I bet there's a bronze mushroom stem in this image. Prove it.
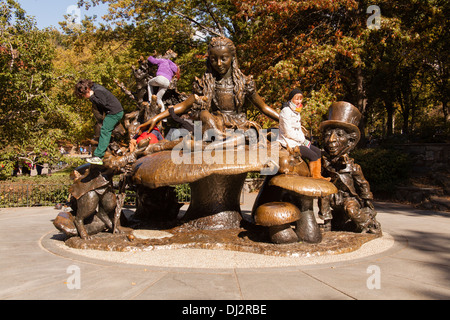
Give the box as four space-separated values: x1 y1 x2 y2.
131 145 277 230
252 173 338 244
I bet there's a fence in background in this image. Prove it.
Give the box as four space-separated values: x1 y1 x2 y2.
0 183 193 208
0 184 71 208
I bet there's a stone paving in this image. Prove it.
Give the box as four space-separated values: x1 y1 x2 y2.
0 193 449 301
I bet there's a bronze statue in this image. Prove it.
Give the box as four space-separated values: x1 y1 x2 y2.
105 37 280 169
319 102 381 234
116 37 283 229
53 164 123 240
126 37 339 239
56 36 381 250
136 37 279 146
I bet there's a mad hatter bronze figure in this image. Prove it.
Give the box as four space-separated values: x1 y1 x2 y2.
319 102 381 234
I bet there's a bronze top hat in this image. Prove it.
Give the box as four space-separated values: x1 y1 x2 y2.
319 101 362 142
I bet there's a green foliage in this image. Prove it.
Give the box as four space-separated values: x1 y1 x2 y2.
302 87 336 134
361 1 449 137
237 0 363 111
0 172 71 207
351 147 411 193
0 0 64 175
52 15 138 141
174 183 191 202
59 156 86 170
0 1 57 145
1 0 448 181
0 182 70 208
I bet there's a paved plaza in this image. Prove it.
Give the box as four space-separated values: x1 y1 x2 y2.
0 192 449 301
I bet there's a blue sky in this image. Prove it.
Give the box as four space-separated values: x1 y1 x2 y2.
16 0 109 30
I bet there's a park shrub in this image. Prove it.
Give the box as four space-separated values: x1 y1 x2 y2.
59 156 86 169
350 147 412 194
0 179 70 207
0 159 77 207
174 184 191 203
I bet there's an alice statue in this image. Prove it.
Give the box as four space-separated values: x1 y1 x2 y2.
137 36 279 143
104 37 279 169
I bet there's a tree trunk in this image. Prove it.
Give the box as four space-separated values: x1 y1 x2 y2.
386 102 394 137
356 66 368 146
443 99 449 124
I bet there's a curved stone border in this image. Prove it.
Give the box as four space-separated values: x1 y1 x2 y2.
41 231 396 270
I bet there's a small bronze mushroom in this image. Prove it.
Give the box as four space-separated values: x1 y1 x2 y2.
252 174 337 244
254 202 301 244
268 174 338 243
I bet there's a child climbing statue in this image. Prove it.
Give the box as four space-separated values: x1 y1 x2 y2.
74 79 124 166
278 89 330 181
147 50 180 113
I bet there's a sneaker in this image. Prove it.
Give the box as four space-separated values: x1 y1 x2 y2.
86 157 103 165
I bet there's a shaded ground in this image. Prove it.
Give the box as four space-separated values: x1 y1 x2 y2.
373 168 450 212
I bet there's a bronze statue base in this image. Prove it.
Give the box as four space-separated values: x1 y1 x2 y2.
63 225 381 258
181 173 247 230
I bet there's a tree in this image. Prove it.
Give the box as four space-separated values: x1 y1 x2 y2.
362 0 449 139
78 0 210 93
79 1 363 130
52 15 137 145
235 0 370 134
407 0 449 125
0 0 60 176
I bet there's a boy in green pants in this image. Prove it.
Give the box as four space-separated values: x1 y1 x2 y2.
75 79 124 165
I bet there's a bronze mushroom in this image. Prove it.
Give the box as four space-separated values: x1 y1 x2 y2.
254 202 301 244
131 145 277 230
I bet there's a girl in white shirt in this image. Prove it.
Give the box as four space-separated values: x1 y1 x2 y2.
278 89 330 181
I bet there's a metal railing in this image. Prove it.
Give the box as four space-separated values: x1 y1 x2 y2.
0 183 193 208
0 184 71 208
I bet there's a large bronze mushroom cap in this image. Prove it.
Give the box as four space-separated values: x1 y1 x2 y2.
131 146 278 230
132 149 273 189
268 174 337 197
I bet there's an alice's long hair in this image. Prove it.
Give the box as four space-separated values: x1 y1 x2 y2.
200 37 247 111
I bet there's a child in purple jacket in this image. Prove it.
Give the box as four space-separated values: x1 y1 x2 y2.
147 50 180 112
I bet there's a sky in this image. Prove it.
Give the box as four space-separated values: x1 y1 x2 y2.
16 0 109 30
